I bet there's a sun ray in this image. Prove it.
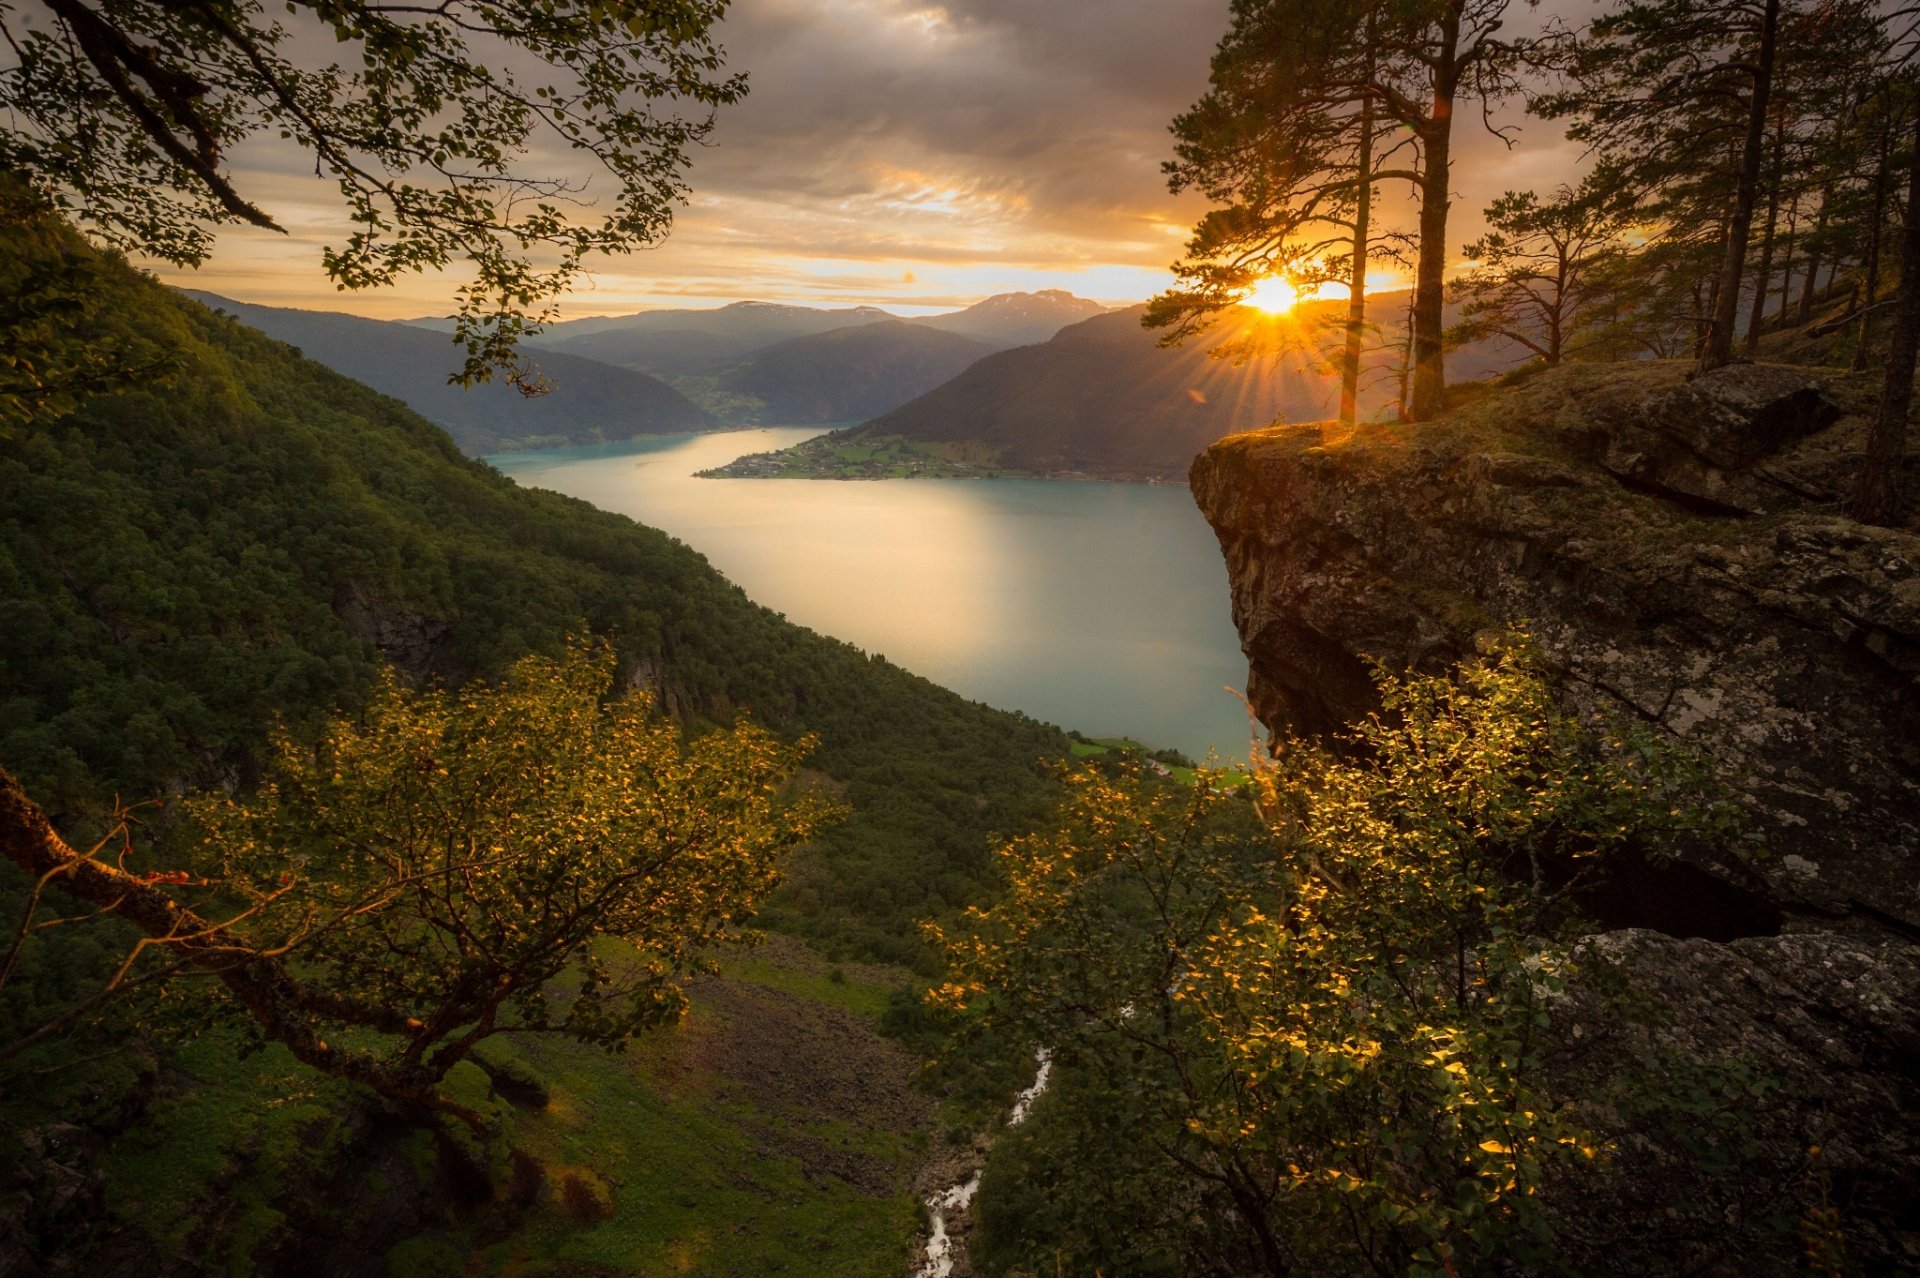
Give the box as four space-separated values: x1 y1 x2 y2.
1244 276 1300 314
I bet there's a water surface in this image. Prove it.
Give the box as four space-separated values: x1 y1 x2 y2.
491 429 1256 761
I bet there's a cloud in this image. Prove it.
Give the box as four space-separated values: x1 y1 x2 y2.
156 0 1581 317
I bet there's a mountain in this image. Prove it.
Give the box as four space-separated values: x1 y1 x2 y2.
709 321 994 424
910 289 1107 349
391 295 1105 424
816 305 1335 480
539 300 900 377
180 292 712 455
714 295 1524 481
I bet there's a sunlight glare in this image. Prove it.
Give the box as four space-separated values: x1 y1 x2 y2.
1244 276 1300 314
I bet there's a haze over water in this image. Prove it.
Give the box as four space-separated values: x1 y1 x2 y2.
491 429 1256 762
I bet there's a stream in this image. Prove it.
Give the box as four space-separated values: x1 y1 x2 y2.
914 1048 1053 1278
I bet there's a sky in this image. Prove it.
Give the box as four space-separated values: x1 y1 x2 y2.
152 0 1592 320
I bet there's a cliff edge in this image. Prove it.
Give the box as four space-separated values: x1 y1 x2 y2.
1193 361 1917 932
1192 361 1920 1268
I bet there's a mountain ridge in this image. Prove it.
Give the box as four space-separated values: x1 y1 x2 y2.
180 291 712 455
707 320 995 424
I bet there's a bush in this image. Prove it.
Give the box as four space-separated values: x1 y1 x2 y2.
937 642 1736 1276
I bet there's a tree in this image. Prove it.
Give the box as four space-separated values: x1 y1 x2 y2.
1854 76 1920 525
936 645 1737 1275
0 0 743 387
1150 0 1527 424
1448 174 1637 364
1534 1 1901 371
0 642 831 1119
1146 0 1397 425
1384 0 1527 419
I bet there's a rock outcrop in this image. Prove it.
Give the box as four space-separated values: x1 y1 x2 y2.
1191 361 1920 1269
1191 362 1919 933
1551 929 1920 1271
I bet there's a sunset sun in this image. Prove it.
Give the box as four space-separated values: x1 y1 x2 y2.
1244 275 1300 314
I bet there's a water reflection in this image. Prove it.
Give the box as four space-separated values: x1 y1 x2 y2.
492 429 1255 762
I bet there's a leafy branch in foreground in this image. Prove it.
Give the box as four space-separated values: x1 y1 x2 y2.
0 641 832 1120
935 643 1738 1276
0 0 745 386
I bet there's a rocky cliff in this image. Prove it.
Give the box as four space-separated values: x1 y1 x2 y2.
1193 361 1918 931
1191 361 1920 1268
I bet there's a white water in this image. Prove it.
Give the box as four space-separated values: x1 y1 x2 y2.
915 1172 981 1278
914 1048 1053 1277
1007 1048 1053 1127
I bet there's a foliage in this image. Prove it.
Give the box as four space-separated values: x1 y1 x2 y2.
938 645 1739 1276
159 641 830 1098
1449 174 1639 365
0 0 744 385
0 181 176 432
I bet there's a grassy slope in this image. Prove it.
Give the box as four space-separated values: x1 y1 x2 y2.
93 944 926 1277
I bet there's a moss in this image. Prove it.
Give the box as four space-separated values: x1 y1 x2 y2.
385 1236 466 1277
226 1203 286 1278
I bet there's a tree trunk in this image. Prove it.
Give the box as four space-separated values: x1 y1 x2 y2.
1408 4 1462 421
1697 0 1779 373
1341 90 1376 424
1853 95 1920 527
1745 113 1787 352
1397 288 1416 421
0 766 448 1114
1547 244 1569 363
1777 190 1798 327
1855 118 1895 372
1797 183 1830 325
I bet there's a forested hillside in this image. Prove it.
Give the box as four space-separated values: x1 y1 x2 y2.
4 230 1069 969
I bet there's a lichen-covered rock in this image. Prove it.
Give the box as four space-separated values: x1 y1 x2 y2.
1191 361 1919 930
1551 931 1920 1272
1556 363 1843 514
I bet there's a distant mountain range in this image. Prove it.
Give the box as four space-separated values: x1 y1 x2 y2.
708 321 994 425
182 292 711 455
715 295 1519 482
401 291 1109 425
911 289 1106 348
530 302 900 378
